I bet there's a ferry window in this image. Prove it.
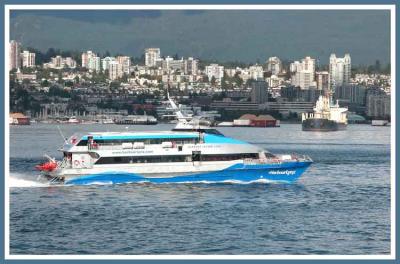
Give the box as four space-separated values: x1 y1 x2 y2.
77 140 88 146
95 155 189 165
201 153 258 161
192 151 201 162
264 152 276 158
178 146 183 151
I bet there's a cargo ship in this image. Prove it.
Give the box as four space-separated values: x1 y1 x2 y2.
302 95 348 132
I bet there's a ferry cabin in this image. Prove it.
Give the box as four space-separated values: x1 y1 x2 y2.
60 131 273 171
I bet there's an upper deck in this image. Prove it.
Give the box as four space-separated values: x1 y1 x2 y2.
61 130 250 153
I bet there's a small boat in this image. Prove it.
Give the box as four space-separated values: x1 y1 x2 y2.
114 115 157 125
371 120 389 126
68 116 80 124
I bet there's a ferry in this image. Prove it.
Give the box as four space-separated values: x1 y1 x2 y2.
36 129 312 185
35 93 312 185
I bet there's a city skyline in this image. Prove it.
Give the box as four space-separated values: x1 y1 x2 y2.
10 9 390 65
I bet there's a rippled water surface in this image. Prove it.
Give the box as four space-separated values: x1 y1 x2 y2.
9 124 391 255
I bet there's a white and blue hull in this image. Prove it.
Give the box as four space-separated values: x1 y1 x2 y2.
63 160 312 185
39 130 313 185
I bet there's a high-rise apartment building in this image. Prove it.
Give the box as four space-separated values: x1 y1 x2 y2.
9 40 21 70
266 57 282 75
109 61 123 80
82 50 100 72
117 56 131 74
21 50 36 68
316 71 329 93
102 57 116 71
145 48 161 67
249 65 264 80
184 57 198 75
205 64 224 83
329 53 351 90
290 56 316 89
250 79 268 104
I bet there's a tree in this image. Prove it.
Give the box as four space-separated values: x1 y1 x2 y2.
375 60 381 73
210 76 216 86
221 76 229 90
109 81 120 89
233 72 243 87
41 79 50 87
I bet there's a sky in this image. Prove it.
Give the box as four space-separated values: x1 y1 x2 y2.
9 9 391 65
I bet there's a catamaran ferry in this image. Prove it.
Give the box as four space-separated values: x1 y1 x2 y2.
36 128 312 185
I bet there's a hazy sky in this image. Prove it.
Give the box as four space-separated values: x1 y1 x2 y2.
10 9 391 65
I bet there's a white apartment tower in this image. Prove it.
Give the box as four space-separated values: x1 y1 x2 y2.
109 61 123 80
117 56 131 74
82 50 100 72
184 57 198 75
9 40 21 70
21 50 36 68
102 57 116 71
145 48 161 67
266 57 282 75
205 64 224 83
290 56 316 89
329 53 351 90
249 65 264 80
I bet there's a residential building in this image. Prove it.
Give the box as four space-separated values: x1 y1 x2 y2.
44 56 77 69
9 40 21 70
249 65 264 80
117 56 131 74
184 57 198 75
250 79 268 104
109 61 123 80
102 57 116 71
21 50 35 68
335 84 367 106
205 64 224 83
81 50 96 68
88 56 101 72
366 88 390 118
163 56 184 72
266 57 282 75
316 71 329 93
145 48 161 67
64 57 77 68
329 53 351 90
290 56 316 89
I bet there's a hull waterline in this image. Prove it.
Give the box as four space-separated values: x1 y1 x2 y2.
59 161 312 185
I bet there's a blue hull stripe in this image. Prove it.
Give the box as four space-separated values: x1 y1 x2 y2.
65 161 312 185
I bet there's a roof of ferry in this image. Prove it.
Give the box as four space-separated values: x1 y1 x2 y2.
82 131 200 140
76 131 248 144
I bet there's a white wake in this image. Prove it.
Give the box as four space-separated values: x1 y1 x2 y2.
8 174 49 188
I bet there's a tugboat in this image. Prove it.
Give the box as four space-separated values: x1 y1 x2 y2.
302 95 348 132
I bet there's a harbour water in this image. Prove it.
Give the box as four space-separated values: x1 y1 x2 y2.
9 124 391 255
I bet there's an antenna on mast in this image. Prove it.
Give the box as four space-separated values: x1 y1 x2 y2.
57 125 68 144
